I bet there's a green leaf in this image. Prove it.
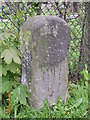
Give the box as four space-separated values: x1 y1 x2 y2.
2 67 7 76
0 76 2 94
1 49 12 64
6 62 19 73
0 65 2 76
69 83 77 88
2 79 12 94
85 64 87 70
13 84 30 105
74 98 82 108
1 47 21 64
0 107 10 118
2 81 10 93
2 63 17 76
10 47 21 64
0 28 16 40
84 70 89 81
13 55 21 64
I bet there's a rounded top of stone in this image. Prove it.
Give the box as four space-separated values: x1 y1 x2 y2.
21 15 69 32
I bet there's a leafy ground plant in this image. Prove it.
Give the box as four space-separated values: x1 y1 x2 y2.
0 18 89 118
1 64 88 118
0 3 88 118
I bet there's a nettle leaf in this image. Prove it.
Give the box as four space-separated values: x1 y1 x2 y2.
13 84 30 105
1 47 21 64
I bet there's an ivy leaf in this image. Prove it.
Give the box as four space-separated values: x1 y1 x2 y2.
13 84 30 105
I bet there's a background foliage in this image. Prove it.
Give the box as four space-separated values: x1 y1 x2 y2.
0 2 89 118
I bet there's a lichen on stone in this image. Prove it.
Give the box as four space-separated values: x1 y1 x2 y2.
20 29 33 54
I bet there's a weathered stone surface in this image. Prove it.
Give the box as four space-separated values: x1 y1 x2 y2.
20 16 70 108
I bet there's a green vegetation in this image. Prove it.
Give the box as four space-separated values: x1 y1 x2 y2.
0 2 89 118
1 65 89 118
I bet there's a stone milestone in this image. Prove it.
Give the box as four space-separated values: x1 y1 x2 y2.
20 16 70 108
